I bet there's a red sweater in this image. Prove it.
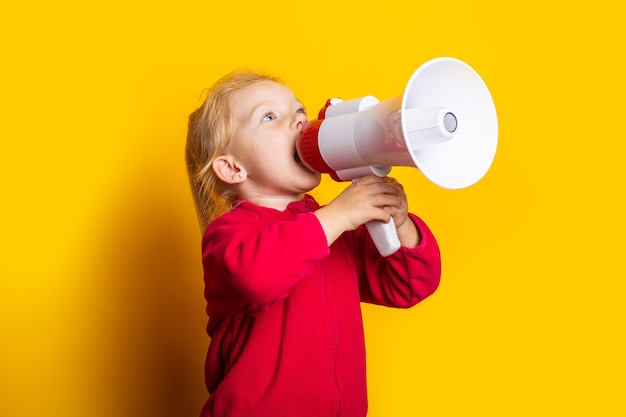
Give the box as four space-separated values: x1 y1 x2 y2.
200 195 441 417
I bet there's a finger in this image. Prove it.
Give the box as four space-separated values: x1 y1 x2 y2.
371 194 404 210
370 206 393 223
352 182 397 199
384 176 405 192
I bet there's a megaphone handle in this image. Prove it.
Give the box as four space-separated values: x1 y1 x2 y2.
366 218 401 257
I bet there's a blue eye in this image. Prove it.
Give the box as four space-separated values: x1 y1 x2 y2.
262 112 276 121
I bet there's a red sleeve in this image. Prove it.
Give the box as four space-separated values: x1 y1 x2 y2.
202 207 329 317
357 213 442 308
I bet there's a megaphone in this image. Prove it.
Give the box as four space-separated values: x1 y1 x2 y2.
296 57 498 256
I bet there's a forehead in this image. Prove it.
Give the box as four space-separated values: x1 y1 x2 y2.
230 80 298 114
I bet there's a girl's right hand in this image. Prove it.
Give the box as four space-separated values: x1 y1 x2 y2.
314 175 404 246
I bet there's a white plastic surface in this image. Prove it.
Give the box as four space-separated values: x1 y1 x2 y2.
401 57 498 189
316 57 498 190
366 217 401 257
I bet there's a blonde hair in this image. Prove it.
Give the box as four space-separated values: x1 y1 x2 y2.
185 70 282 230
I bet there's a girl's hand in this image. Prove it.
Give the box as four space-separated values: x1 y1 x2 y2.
314 175 420 247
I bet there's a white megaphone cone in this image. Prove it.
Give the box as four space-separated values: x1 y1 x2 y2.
296 57 498 256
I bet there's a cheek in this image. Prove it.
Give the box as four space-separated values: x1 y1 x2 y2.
309 172 322 187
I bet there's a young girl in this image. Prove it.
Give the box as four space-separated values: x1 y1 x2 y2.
185 70 441 417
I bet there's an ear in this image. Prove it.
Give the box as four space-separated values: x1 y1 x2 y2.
212 155 246 184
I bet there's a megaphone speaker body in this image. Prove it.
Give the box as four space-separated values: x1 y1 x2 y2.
296 57 498 255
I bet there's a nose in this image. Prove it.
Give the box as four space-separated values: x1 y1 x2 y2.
293 112 308 132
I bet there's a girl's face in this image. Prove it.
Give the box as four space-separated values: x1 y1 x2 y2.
228 80 321 207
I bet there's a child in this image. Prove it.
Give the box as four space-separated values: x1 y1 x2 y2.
185 70 441 417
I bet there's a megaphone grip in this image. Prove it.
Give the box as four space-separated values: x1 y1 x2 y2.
366 218 401 257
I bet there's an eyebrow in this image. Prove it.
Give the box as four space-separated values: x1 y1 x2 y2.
247 97 305 120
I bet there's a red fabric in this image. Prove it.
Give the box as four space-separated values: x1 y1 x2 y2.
199 195 441 417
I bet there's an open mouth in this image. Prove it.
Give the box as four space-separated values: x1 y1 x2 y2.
294 149 302 164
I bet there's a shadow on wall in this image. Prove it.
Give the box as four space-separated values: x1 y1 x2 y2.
88 165 208 417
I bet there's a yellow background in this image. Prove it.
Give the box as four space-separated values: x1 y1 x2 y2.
1 1 624 416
